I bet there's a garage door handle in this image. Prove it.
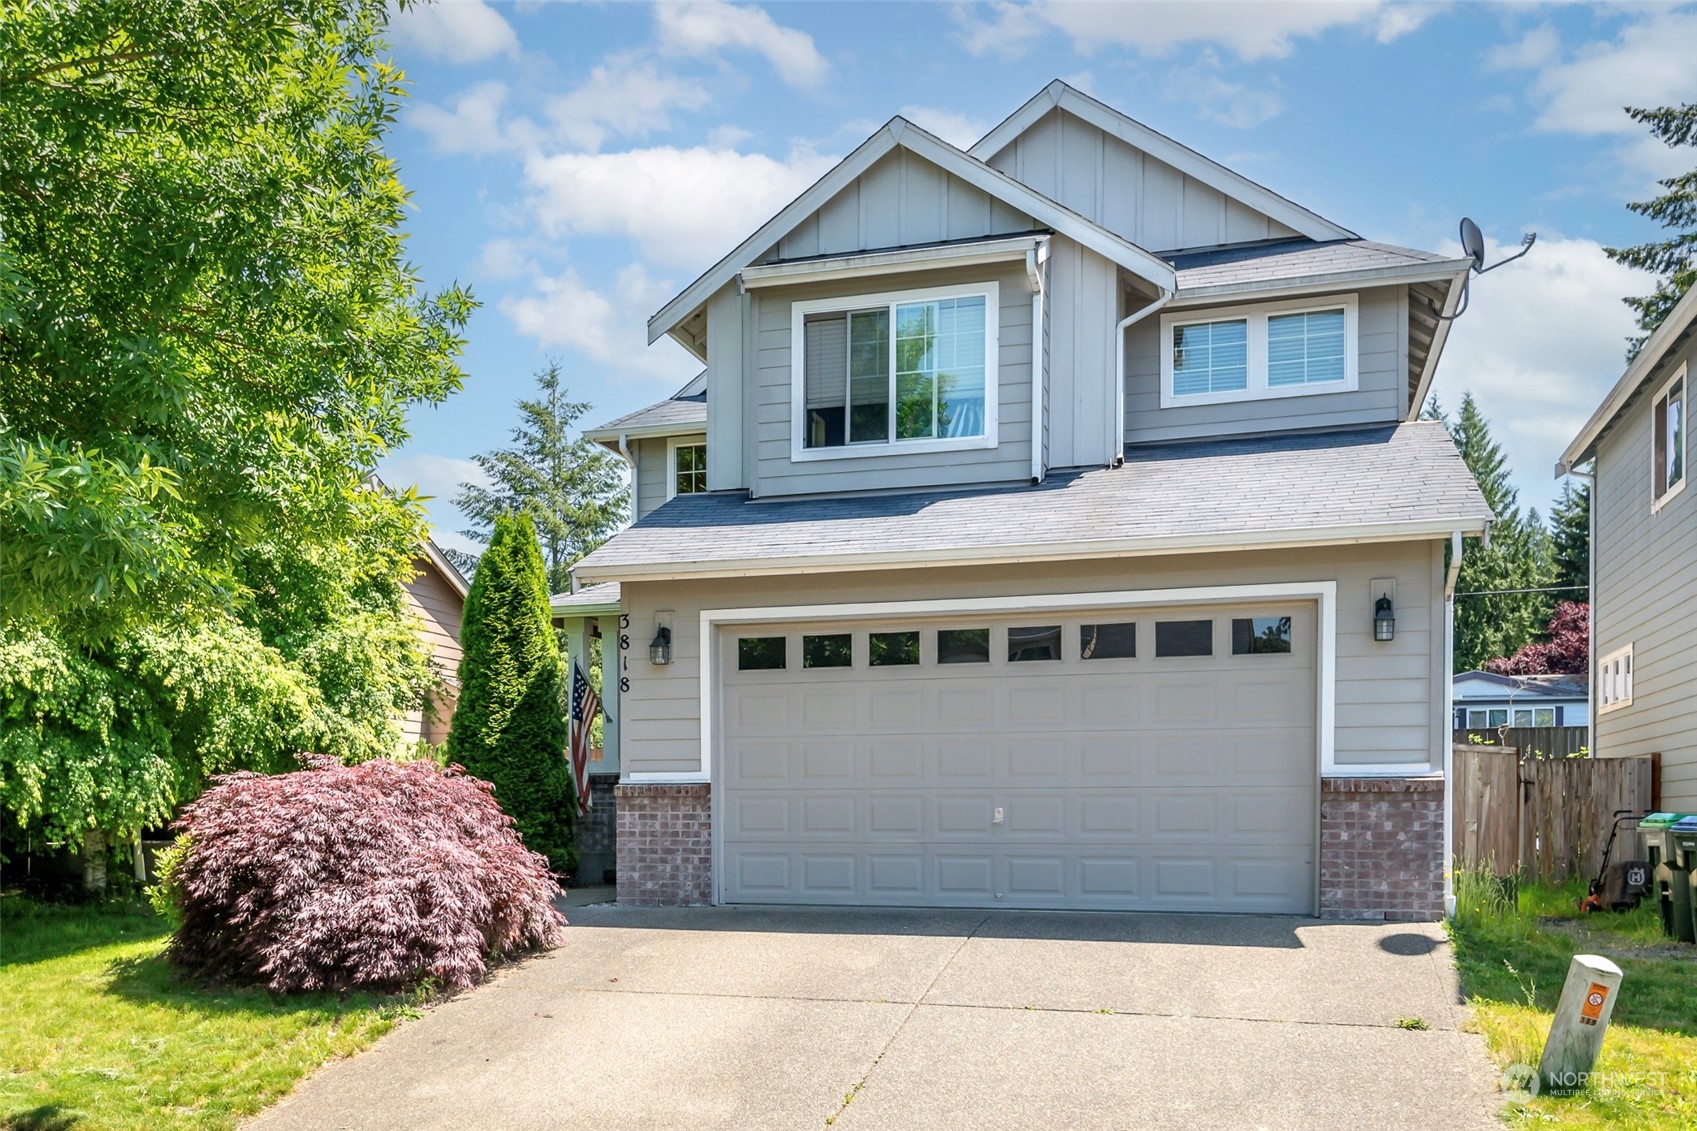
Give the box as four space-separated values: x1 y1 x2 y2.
993 807 1005 825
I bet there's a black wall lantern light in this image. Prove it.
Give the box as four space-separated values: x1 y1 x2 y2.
1373 595 1396 642
649 625 672 665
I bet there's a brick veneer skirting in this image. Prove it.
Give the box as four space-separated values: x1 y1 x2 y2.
573 773 620 886
614 782 711 906
1320 776 1446 921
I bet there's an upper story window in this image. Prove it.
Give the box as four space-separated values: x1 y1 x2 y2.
792 283 999 461
1652 363 1686 511
669 439 706 498
1160 295 1358 408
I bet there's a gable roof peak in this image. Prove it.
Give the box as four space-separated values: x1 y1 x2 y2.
971 80 1355 245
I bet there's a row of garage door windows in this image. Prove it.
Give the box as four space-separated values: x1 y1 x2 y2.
736 616 1295 671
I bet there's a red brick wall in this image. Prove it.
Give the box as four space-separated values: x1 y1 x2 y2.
614 783 711 906
1320 776 1446 921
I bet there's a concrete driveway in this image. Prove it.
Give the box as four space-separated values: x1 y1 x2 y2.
252 904 1502 1130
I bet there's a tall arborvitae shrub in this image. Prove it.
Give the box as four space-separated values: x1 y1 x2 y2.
446 513 575 876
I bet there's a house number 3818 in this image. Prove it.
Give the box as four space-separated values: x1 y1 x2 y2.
618 614 630 693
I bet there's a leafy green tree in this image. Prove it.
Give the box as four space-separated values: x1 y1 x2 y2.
455 364 628 596
446 514 574 876
1548 479 1591 600
0 0 470 641
1607 102 1697 347
1439 393 1554 672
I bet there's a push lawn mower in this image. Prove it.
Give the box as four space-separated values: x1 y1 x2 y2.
1578 809 1653 914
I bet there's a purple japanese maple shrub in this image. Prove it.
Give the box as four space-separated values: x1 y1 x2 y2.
165 757 565 993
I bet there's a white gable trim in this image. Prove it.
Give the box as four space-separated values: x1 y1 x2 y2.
970 81 1356 246
647 118 1176 348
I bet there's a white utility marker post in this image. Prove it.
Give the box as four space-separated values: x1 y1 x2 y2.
1538 954 1623 1091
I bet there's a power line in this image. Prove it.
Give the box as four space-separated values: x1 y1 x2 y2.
1453 585 1588 597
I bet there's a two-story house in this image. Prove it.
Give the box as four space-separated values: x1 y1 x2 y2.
1558 283 1696 811
570 82 1491 920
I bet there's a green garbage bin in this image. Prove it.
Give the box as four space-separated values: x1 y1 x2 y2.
1640 812 1683 871
1671 818 1697 943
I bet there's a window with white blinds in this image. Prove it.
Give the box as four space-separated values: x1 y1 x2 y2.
794 284 997 456
1160 296 1358 408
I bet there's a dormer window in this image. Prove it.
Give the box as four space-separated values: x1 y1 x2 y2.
1160 295 1358 408
792 282 999 461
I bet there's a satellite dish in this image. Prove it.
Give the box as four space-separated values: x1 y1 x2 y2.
1459 218 1487 273
1430 217 1538 322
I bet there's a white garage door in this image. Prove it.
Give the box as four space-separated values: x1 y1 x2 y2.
718 603 1317 913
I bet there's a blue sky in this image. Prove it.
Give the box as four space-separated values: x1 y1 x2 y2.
376 1 1697 551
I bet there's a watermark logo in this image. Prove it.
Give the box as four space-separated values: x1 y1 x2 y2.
1500 1064 1541 1104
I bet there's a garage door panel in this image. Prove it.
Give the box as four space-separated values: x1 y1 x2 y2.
720 605 1317 913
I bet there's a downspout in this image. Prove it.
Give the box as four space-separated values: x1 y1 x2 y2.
616 433 637 521
1027 243 1048 483
1443 530 1464 917
1113 287 1175 467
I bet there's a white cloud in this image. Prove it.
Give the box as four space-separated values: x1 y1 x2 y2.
500 263 701 384
899 105 990 149
473 238 538 282
655 1 829 87
409 81 533 156
523 144 838 270
545 52 713 151
1161 54 1284 129
1486 23 1559 73
378 453 491 505
388 0 518 65
1433 236 1654 513
1508 11 1697 137
956 1 1433 62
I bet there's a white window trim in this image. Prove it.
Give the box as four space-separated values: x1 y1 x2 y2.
1650 361 1687 514
1598 642 1634 714
789 280 1000 463
1158 293 1359 409
666 434 707 501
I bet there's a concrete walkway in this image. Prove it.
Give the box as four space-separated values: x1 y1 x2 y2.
251 905 1503 1130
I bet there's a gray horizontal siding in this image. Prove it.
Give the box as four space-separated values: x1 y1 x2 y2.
1123 286 1405 446
1593 329 1697 808
750 262 1034 498
984 107 1300 253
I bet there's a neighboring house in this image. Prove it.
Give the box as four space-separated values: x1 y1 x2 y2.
1451 671 1588 729
398 537 469 748
1558 283 1696 810
572 81 1491 921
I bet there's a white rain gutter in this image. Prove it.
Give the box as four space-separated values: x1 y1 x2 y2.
1028 244 1049 483
1443 529 1464 917
1113 288 1175 465
616 432 638 520
1566 467 1597 757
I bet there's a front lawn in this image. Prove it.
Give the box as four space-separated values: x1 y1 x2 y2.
1449 874 1697 1128
0 895 411 1130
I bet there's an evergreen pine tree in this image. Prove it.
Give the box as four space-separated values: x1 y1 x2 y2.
456 364 629 595
1606 102 1697 348
1548 479 1591 599
1443 393 1553 671
446 513 575 876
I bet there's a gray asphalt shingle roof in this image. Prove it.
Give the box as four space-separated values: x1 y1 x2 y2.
1168 239 1458 292
585 394 706 436
574 422 1492 580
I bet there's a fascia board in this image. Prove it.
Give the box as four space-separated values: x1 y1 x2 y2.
1168 260 1474 306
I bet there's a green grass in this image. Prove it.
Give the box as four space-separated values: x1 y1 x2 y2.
0 895 410 1131
1449 872 1697 1128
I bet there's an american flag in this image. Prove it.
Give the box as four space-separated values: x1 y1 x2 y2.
569 660 599 817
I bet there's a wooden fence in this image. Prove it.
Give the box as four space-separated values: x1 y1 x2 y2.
1452 726 1589 757
1452 746 1657 883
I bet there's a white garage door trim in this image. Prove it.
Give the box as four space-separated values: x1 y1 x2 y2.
659 579 1395 908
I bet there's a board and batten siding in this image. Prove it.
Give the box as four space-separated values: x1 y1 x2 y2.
984 107 1301 253
1045 237 1121 468
615 540 1445 778
748 262 1034 498
1593 331 1697 809
769 148 1040 263
400 557 465 747
1123 286 1408 447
